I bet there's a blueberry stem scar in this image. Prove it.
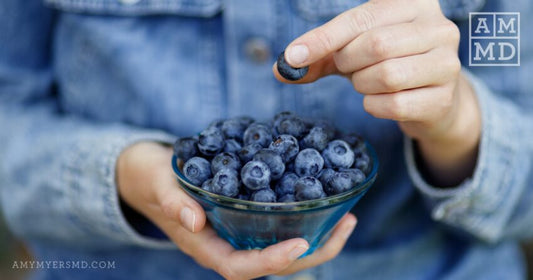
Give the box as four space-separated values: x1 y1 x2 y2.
277 51 309 81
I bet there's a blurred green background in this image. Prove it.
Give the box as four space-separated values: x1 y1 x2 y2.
1 209 533 279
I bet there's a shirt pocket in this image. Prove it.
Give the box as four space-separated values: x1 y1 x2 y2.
44 0 222 17
293 0 366 22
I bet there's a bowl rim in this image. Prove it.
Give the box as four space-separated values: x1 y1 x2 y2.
172 141 378 212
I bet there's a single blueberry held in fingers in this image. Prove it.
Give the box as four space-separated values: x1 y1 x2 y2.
173 137 199 162
243 122 273 148
294 148 324 177
198 126 225 156
211 169 240 198
269 134 299 163
277 51 309 81
211 152 242 174
322 140 355 169
183 157 212 186
253 149 285 180
238 143 263 163
251 188 277 202
275 172 299 198
294 176 326 201
241 160 271 191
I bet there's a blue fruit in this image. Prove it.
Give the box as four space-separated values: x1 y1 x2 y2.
354 152 371 174
251 188 277 202
211 169 240 198
238 192 250 201
294 176 326 201
317 168 336 186
276 116 308 139
253 149 285 180
269 134 299 163
238 143 263 163
201 179 213 192
313 120 337 140
236 116 255 127
173 137 199 161
198 126 225 156
223 139 242 154
341 132 366 153
325 169 365 195
208 119 224 129
276 51 309 81
243 123 273 148
241 160 271 191
183 157 212 186
322 140 355 169
222 118 247 141
278 194 296 203
211 152 242 174
301 126 330 151
275 172 299 198
294 148 324 177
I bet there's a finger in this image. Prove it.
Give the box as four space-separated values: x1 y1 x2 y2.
277 213 357 276
351 49 461 94
334 20 458 73
363 84 456 122
155 173 206 233
172 223 310 280
284 0 419 68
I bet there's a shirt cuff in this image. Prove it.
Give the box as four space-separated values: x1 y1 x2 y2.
404 68 524 242
64 126 177 249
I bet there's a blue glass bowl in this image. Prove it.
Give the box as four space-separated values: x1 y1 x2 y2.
172 143 378 257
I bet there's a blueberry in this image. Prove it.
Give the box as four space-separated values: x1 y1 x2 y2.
221 118 247 141
278 194 296 203
313 120 337 140
236 116 255 127
294 176 326 201
183 157 212 186
201 179 213 192
301 126 330 151
276 51 309 81
173 137 199 162
198 126 225 156
276 116 308 139
223 139 243 154
269 134 299 163
275 172 299 198
317 168 336 186
238 192 250 201
322 140 355 169
211 152 242 174
341 133 366 153
211 169 240 198
294 148 324 177
325 169 365 195
251 188 277 202
241 160 271 191
208 119 224 129
243 123 273 148
354 152 371 174
253 149 285 180
238 143 263 163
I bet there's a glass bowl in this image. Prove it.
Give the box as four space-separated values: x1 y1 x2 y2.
171 143 378 257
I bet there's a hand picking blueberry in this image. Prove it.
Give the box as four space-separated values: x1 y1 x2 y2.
276 51 309 81
175 111 373 203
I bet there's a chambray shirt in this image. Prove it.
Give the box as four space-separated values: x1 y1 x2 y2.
1 0 533 279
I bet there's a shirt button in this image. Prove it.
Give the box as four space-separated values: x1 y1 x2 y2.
119 0 141 5
244 37 271 64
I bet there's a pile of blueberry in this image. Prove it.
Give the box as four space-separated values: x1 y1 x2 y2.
173 112 371 203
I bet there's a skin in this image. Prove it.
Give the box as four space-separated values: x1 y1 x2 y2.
117 0 481 278
274 0 481 187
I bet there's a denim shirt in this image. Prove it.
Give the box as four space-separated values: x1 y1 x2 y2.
1 0 532 279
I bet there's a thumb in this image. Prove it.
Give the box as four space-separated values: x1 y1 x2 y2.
156 176 206 233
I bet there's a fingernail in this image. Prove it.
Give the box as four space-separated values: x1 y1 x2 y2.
286 45 309 66
289 244 309 261
180 207 196 233
343 219 357 240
